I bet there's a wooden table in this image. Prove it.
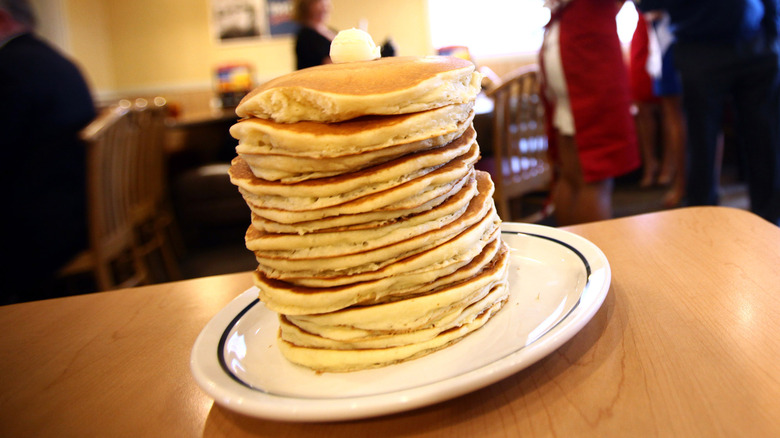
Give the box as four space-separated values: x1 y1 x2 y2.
2 206 779 437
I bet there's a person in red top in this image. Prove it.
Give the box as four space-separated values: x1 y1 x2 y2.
540 0 640 225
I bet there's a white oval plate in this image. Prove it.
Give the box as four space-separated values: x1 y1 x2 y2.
191 222 610 422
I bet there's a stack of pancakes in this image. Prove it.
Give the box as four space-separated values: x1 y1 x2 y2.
228 56 510 372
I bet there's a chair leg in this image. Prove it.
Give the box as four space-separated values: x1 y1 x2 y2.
161 206 187 259
156 215 182 281
95 261 114 292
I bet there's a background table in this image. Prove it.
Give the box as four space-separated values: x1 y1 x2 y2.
1 206 779 437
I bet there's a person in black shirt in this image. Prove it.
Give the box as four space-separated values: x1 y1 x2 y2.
292 0 336 69
635 0 780 226
0 0 96 304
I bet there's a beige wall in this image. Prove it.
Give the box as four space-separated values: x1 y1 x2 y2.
328 0 431 60
66 0 114 93
61 0 431 100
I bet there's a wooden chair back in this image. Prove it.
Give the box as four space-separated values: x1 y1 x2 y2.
129 98 167 225
486 64 553 222
59 105 150 290
127 98 182 282
59 98 182 291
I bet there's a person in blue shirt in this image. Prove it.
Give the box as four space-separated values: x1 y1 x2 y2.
1 0 96 303
634 0 780 225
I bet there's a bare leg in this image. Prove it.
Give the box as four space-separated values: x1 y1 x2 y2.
553 134 614 226
659 95 687 207
635 101 660 188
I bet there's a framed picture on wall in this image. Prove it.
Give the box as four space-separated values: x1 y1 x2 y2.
211 0 297 43
267 0 298 36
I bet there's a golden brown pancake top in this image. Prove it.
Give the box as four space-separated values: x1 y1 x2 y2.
240 56 474 101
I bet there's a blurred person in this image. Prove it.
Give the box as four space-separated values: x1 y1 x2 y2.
0 0 96 304
293 0 336 69
630 11 687 206
649 12 687 207
636 0 780 226
540 0 641 225
380 36 397 57
629 12 663 188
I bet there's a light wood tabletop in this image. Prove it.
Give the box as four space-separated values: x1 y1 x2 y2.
2 206 779 437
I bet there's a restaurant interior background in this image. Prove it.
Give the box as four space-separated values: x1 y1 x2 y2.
31 0 638 105
35 0 445 104
31 0 745 282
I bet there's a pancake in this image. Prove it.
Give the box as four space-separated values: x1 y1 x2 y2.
248 174 471 234
277 282 509 373
244 169 478 254
243 169 473 225
230 129 476 208
255 233 504 315
233 108 474 182
254 197 501 288
235 56 482 123
281 242 509 346
251 180 495 275
232 103 473 157
285 250 508 337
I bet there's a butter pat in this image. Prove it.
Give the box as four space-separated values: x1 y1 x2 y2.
330 28 381 63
